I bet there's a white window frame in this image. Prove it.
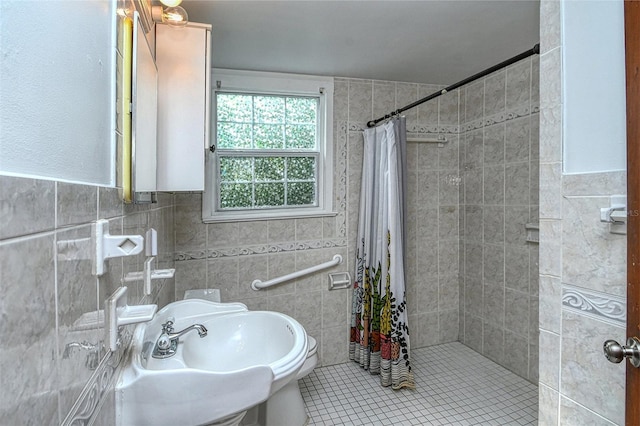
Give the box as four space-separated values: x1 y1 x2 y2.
203 69 334 222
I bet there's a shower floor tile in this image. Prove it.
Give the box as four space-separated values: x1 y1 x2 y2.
300 342 538 425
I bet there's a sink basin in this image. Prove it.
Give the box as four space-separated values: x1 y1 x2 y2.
181 311 308 393
115 299 308 426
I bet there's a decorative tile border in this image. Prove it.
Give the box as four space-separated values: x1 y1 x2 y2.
348 122 368 132
335 121 348 238
349 121 460 135
62 327 132 425
350 105 536 136
407 123 459 135
562 284 625 327
175 238 349 261
461 104 536 132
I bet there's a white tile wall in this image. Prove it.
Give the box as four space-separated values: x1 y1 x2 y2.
538 1 627 423
458 56 540 383
0 177 176 424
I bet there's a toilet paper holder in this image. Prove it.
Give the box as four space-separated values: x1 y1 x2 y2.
328 272 351 290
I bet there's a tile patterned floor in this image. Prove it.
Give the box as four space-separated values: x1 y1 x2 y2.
300 342 538 425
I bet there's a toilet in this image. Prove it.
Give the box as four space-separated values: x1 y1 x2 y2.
242 336 318 426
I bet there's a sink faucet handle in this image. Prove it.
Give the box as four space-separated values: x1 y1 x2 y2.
156 333 172 351
161 318 175 333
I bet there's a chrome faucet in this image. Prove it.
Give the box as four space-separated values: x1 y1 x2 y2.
152 318 208 359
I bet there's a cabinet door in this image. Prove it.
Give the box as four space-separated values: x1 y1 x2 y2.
156 23 210 191
132 12 158 196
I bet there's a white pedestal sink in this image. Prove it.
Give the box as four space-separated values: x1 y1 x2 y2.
115 299 308 426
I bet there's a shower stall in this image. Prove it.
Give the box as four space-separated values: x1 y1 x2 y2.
295 49 541 424
362 45 541 383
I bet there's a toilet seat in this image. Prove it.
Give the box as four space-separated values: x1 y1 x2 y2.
296 335 318 381
307 336 317 357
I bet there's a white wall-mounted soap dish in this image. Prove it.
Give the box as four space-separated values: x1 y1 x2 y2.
105 286 156 351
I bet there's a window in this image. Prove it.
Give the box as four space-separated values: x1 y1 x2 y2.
204 70 334 222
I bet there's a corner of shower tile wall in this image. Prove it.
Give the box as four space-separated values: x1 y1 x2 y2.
0 174 177 424
401 83 463 351
537 1 563 411
458 54 540 384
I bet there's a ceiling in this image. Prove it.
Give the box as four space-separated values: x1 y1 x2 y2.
182 0 540 85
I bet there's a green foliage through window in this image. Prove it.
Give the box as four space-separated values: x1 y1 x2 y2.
216 93 317 150
215 92 320 211
218 156 317 209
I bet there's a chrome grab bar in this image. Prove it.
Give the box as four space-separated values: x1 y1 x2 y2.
251 254 343 290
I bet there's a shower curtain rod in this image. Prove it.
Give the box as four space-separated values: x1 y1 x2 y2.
366 43 540 128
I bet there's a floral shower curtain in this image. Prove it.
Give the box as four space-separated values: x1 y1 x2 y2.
350 117 415 390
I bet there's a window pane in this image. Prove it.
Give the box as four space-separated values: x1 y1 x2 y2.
255 157 284 181
217 123 252 149
254 96 284 123
255 183 285 207
220 183 252 208
217 94 252 122
213 88 324 214
255 124 284 149
219 157 252 182
285 124 316 149
286 97 317 123
287 157 315 180
288 182 315 206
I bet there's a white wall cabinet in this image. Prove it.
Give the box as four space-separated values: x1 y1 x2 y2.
155 22 211 191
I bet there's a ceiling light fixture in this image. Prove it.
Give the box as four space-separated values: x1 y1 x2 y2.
152 5 188 27
159 0 182 7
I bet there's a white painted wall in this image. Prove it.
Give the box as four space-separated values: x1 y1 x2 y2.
0 0 116 185
562 0 626 174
